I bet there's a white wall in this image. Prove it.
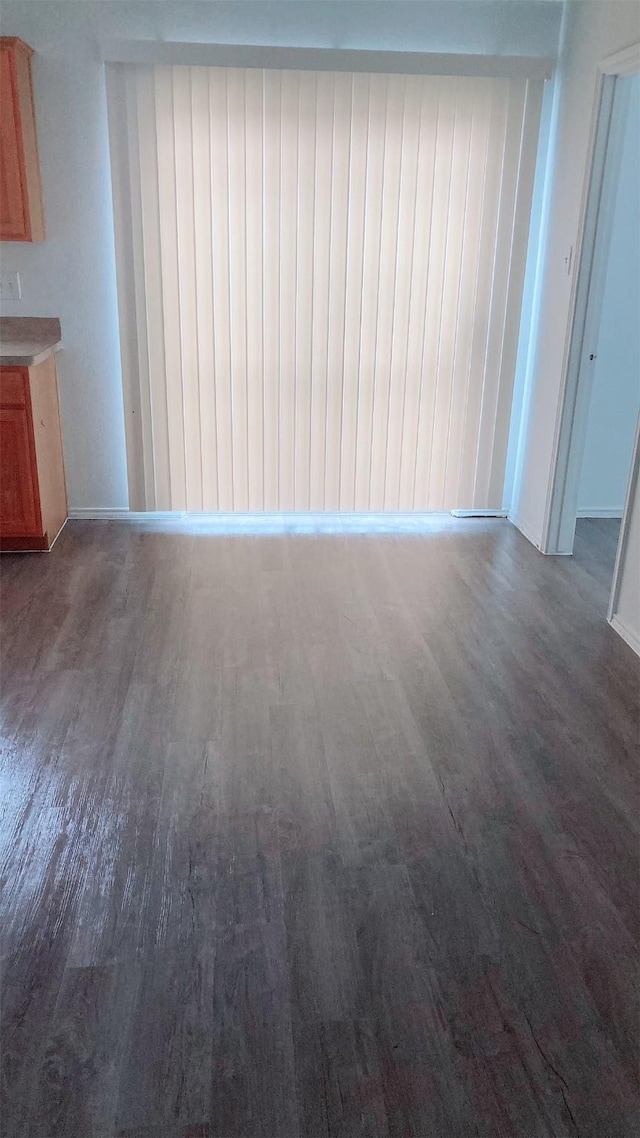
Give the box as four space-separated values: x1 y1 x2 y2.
510 0 640 548
0 1 561 509
578 73 640 517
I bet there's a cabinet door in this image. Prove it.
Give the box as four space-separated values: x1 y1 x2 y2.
0 44 28 240
0 406 41 535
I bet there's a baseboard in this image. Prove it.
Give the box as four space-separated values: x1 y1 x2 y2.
69 508 182 521
70 508 507 522
67 509 465 534
609 614 640 658
576 508 623 519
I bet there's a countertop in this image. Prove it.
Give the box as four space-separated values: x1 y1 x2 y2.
0 317 63 366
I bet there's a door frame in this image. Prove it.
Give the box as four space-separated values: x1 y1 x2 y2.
543 42 640 556
608 414 640 631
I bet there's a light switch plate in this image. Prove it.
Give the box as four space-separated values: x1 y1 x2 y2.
0 271 22 300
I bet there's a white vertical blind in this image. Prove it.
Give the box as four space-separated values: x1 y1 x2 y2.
109 64 542 511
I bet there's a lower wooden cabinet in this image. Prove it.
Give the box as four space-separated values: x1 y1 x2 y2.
0 358 67 550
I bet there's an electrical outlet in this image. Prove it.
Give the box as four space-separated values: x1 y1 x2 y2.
0 271 22 300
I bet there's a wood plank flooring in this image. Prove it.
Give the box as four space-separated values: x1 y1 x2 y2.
0 517 638 1137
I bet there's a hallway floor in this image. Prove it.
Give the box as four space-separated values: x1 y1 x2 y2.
0 517 638 1137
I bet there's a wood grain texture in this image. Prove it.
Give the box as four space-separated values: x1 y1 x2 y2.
0 41 28 240
11 38 45 241
0 517 638 1137
0 360 67 551
0 38 45 242
0 404 41 539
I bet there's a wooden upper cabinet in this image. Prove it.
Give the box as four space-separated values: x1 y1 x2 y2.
0 38 45 241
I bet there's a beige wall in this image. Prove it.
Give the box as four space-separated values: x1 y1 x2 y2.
511 1 640 548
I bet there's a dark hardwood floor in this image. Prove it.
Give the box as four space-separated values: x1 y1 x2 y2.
0 516 638 1138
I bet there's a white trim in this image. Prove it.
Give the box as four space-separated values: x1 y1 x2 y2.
542 72 617 552
609 614 640 658
100 41 554 80
543 40 640 555
68 509 454 521
66 509 510 535
608 413 640 621
576 508 623 519
600 43 640 77
69 508 174 520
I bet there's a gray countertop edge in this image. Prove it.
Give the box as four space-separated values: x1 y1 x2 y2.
0 341 63 367
0 317 63 367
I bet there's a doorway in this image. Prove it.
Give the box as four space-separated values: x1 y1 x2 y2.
545 46 640 640
574 72 640 610
576 73 639 529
